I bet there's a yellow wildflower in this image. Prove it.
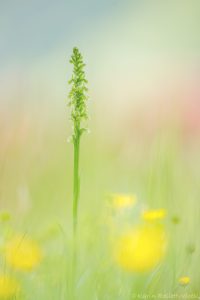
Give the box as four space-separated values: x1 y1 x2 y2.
0 275 20 299
111 194 137 210
114 224 167 272
5 235 42 271
142 209 166 221
179 276 190 286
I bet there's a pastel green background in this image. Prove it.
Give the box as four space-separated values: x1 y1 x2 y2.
0 1 200 299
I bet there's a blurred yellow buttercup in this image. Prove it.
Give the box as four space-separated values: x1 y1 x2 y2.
179 276 190 286
114 224 167 272
5 235 42 271
0 275 20 299
111 194 137 210
142 209 166 221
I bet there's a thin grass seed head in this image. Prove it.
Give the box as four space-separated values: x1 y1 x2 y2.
68 47 89 142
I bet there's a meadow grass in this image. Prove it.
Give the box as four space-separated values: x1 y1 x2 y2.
0 53 200 300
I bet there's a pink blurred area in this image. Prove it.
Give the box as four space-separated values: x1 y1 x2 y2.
1 62 200 150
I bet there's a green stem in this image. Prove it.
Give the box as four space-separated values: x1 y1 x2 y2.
72 133 80 300
73 133 80 235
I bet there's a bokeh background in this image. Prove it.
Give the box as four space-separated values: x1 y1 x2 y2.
0 0 200 259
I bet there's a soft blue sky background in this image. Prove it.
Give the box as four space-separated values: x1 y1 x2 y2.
1 0 200 68
0 0 129 67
